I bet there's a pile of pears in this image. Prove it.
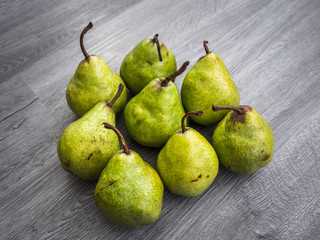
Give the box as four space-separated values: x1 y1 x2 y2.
57 22 274 228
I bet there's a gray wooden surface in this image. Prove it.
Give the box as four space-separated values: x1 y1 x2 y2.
1 0 320 239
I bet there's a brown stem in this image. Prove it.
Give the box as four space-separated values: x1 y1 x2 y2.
161 61 190 86
212 105 244 115
153 34 162 62
203 41 210 54
181 111 203 133
107 84 124 108
103 122 130 154
80 22 93 60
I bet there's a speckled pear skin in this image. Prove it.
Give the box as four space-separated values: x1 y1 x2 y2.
95 151 164 228
66 56 127 117
212 107 274 174
181 52 240 125
124 79 185 147
157 128 219 197
120 38 177 94
57 102 120 180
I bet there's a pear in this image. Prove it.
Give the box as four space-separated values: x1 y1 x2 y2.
120 34 177 94
124 62 189 148
57 84 124 180
181 41 240 125
157 111 219 197
212 104 274 174
66 22 127 117
95 123 164 228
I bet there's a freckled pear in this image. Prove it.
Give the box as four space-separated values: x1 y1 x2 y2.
181 41 240 125
66 22 127 117
157 111 219 197
57 85 124 180
124 62 189 148
95 123 164 228
212 105 274 174
120 34 177 94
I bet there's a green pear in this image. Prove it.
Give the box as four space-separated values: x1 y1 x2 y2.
66 22 127 117
124 62 189 148
157 111 219 197
212 105 274 174
57 84 124 180
181 41 240 125
95 123 164 228
120 34 177 94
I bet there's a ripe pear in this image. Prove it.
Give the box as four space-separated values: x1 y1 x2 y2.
120 34 177 94
181 41 240 125
95 123 164 228
124 62 189 148
66 22 127 117
212 105 274 174
157 111 219 197
57 85 124 180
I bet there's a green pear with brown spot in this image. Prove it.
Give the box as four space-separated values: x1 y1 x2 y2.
181 41 240 126
157 111 219 197
212 105 274 174
66 22 127 117
95 123 163 228
57 85 124 180
120 34 177 94
124 62 189 148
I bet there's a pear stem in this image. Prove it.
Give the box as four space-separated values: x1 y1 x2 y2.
80 22 93 60
153 34 162 62
181 111 203 133
107 84 124 108
203 40 210 54
212 105 244 114
103 122 130 154
161 61 190 86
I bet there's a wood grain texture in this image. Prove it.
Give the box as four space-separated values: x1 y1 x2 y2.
1 0 320 239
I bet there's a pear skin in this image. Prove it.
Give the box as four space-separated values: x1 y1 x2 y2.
95 123 164 228
120 34 177 94
212 105 274 174
181 41 240 125
157 111 219 197
66 22 127 117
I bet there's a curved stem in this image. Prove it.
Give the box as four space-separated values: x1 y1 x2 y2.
153 34 162 62
161 61 190 86
103 122 130 154
212 104 244 115
80 22 93 60
181 111 203 133
107 84 124 108
203 40 210 54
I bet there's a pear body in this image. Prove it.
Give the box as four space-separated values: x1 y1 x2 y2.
67 56 127 117
157 128 219 197
124 79 185 147
120 38 177 94
57 102 120 180
212 107 274 174
181 52 240 125
95 151 164 228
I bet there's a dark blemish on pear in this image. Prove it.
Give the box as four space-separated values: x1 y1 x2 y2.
160 61 190 87
190 174 202 182
207 175 210 178
100 180 118 191
147 61 152 65
262 153 271 161
198 174 202 178
80 22 93 63
87 153 93 160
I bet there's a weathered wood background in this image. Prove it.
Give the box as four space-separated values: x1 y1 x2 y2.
1 0 320 239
